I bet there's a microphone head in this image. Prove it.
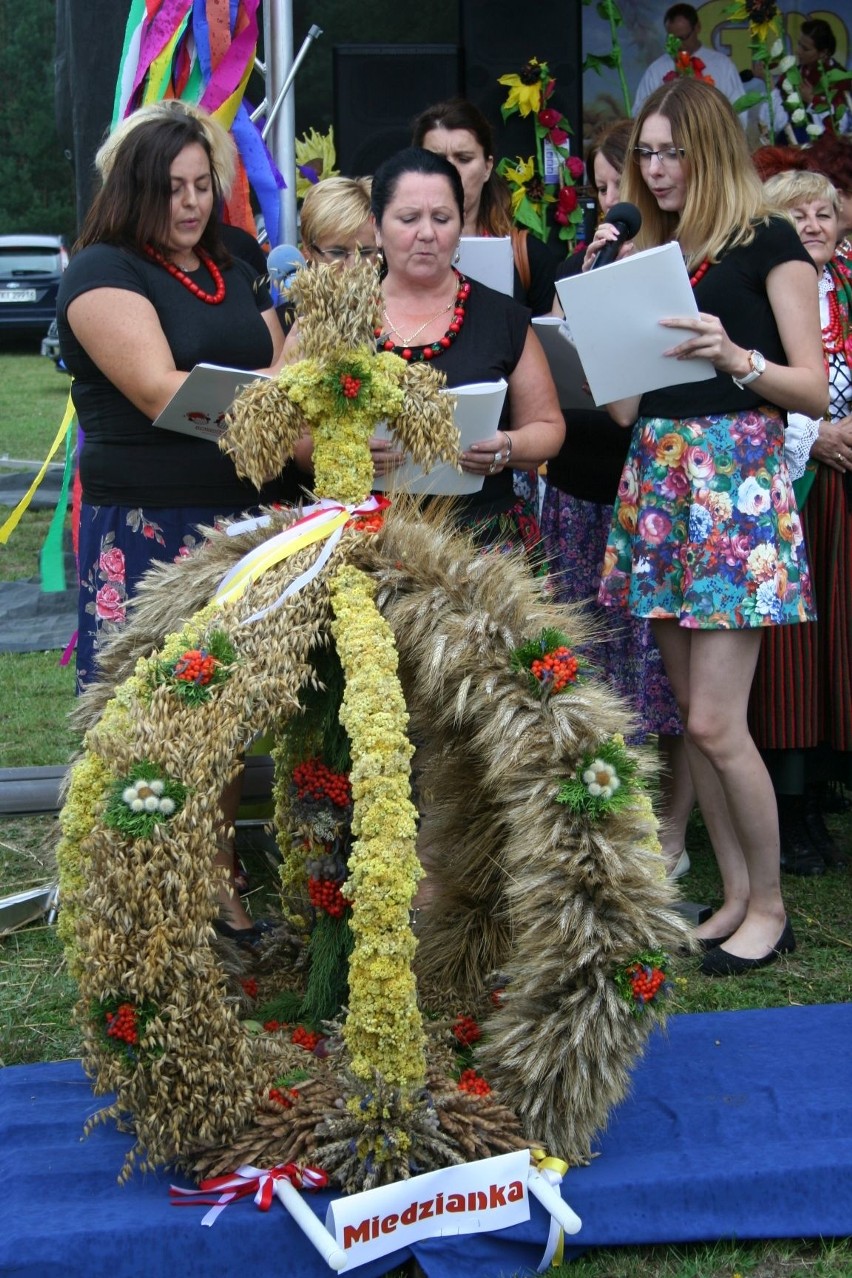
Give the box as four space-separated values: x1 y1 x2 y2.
602 202 642 238
267 243 306 287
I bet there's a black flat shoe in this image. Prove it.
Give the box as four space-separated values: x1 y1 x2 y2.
700 918 796 977
213 918 264 948
697 933 733 952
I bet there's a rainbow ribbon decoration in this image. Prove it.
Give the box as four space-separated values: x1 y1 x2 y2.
113 0 284 242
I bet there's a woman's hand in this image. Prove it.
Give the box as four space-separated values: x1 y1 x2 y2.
461 433 512 476
369 436 405 477
811 414 852 471
582 223 635 272
659 312 741 372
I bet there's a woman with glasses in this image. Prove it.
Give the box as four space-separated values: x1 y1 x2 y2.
594 79 828 975
299 175 377 268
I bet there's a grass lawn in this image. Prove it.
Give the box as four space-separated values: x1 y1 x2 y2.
1 350 849 1277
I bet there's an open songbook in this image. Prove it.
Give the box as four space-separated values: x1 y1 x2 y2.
372 380 509 495
152 363 272 439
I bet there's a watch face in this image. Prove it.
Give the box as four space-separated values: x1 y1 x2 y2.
751 350 766 374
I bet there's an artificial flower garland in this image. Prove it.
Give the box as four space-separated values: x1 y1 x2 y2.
496 57 585 247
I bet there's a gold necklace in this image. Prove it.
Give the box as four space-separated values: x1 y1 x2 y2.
382 289 456 347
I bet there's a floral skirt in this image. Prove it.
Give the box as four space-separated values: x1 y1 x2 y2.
597 408 816 630
540 486 682 737
76 502 263 692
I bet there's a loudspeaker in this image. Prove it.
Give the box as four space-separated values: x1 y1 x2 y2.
460 2 583 166
333 44 462 177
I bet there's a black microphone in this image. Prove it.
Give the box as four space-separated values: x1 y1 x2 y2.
590 202 642 269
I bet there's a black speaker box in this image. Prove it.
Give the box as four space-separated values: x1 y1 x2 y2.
460 3 583 165
333 44 462 177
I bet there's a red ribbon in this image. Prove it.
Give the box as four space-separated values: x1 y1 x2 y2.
170 1162 328 1222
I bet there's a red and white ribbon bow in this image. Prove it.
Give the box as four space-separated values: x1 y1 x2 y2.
170 1162 328 1226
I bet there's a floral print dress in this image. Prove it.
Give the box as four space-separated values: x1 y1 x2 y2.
598 406 815 629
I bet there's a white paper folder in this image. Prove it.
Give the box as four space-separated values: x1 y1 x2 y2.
152 363 272 439
554 242 715 405
372 380 508 495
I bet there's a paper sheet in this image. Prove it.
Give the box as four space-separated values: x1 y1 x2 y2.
456 237 514 296
372 380 508 495
152 363 272 439
531 316 594 411
554 242 715 405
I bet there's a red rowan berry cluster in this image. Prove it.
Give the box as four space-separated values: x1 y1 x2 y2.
490 988 505 1007
106 1002 138 1046
453 1014 481 1047
530 646 579 692
172 648 218 686
458 1068 491 1096
627 963 667 1005
269 1086 301 1108
240 977 258 999
292 758 351 808
347 513 385 534
291 1026 322 1052
263 1019 284 1032
308 876 351 918
340 373 362 399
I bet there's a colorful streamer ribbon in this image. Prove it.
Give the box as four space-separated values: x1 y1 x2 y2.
0 394 76 548
170 1162 327 1226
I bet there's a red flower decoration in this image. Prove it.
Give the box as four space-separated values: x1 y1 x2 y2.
566 156 585 180
538 107 561 129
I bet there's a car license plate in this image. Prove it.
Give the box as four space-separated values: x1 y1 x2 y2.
0 289 37 302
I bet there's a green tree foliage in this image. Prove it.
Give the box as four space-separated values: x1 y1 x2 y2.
0 0 76 238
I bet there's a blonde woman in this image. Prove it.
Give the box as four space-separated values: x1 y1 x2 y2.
591 80 827 974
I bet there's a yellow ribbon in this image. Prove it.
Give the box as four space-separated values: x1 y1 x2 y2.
213 507 351 607
0 393 76 544
531 1149 570 1268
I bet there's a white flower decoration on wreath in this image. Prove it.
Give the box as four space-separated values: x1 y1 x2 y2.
121 779 176 816
582 759 621 800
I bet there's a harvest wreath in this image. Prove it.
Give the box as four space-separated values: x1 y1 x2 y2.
56 265 692 1193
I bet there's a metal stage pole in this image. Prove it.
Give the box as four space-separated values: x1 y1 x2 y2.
256 4 322 246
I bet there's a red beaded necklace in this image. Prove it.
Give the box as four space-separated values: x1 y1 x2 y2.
689 259 711 287
144 243 226 305
375 270 470 362
822 283 844 353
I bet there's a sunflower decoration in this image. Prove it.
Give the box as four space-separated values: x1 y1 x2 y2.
294 126 339 201
725 1 790 138
496 57 585 248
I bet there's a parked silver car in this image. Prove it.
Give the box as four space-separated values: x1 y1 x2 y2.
0 234 69 340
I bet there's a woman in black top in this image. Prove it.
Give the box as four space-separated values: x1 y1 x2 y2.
594 81 827 974
58 103 292 940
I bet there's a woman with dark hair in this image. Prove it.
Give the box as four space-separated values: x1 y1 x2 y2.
592 80 827 974
57 105 295 941
411 98 557 316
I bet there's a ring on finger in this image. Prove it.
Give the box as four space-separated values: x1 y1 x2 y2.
838 452 844 464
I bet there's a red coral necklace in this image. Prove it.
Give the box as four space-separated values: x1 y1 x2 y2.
689 259 711 287
822 284 844 352
375 270 470 362
144 244 226 304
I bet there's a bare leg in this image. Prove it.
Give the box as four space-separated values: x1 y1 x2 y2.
652 621 787 956
215 773 254 931
657 732 696 871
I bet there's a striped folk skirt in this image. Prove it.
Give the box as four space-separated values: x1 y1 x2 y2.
750 464 852 751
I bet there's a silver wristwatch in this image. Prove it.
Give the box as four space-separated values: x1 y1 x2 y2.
732 349 766 389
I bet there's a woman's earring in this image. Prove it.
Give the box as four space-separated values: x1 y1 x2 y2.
453 243 461 265
375 246 386 277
